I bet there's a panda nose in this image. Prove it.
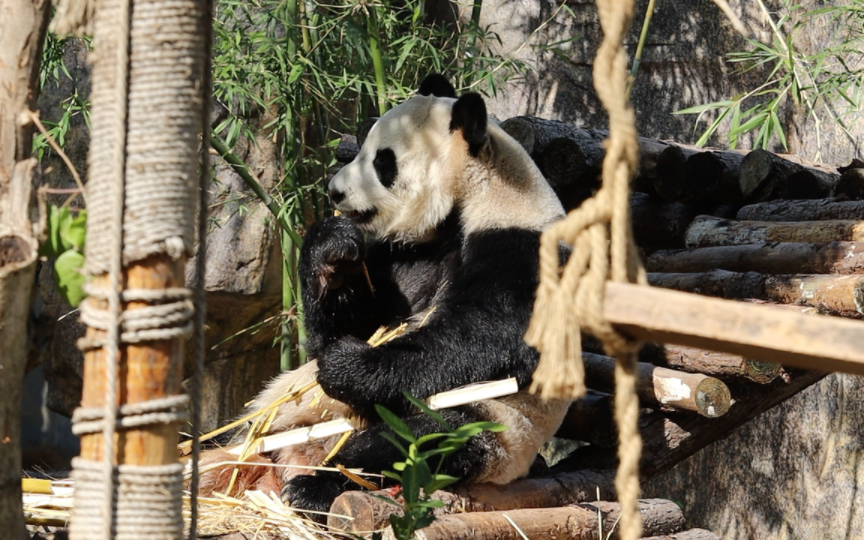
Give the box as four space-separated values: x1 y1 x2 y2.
329 188 345 205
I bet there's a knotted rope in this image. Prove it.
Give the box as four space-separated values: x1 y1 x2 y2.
525 0 645 539
68 0 208 537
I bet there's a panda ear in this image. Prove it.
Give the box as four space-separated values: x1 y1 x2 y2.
450 93 488 157
418 74 457 98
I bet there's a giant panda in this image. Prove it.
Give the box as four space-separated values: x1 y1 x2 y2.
198 74 570 516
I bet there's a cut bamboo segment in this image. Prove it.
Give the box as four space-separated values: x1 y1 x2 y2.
604 282 864 376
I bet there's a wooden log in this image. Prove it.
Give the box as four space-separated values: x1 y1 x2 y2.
534 137 603 210
648 270 764 299
381 499 685 540
639 343 782 384
328 469 617 532
555 391 617 447
653 145 699 201
652 146 746 203
603 282 864 376
641 529 722 540
739 149 837 202
681 150 746 203
763 274 864 318
583 352 731 417
832 168 864 200
631 192 708 252
685 215 864 248
646 242 864 275
737 199 864 222
554 368 826 478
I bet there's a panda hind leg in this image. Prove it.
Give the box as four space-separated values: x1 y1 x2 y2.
282 408 497 520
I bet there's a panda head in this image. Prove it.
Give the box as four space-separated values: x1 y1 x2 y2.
329 75 563 242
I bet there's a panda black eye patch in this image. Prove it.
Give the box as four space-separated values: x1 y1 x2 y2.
373 148 398 188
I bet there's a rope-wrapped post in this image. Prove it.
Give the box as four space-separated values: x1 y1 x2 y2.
525 0 645 539
68 0 209 537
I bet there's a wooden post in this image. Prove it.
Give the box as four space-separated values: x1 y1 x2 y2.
0 0 51 537
79 258 186 464
604 282 864 376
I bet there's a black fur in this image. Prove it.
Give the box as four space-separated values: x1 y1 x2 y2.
450 93 488 157
288 213 545 513
373 148 398 188
417 73 457 98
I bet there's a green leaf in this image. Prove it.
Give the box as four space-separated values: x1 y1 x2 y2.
41 205 66 258
770 108 788 150
54 250 86 307
673 100 734 115
379 431 410 458
376 405 417 443
425 473 459 494
60 209 87 251
404 392 450 430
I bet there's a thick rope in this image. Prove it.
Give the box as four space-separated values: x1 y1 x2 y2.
525 0 645 539
71 0 207 537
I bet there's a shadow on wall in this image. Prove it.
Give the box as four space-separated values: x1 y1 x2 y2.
21 366 80 472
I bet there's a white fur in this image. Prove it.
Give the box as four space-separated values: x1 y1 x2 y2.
329 94 564 242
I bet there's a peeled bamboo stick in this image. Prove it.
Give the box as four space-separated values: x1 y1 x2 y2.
763 274 864 318
641 530 722 540
583 353 731 417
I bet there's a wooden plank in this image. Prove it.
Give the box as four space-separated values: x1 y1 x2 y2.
603 282 864 376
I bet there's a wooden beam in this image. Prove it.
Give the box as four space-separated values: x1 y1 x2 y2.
604 282 864 376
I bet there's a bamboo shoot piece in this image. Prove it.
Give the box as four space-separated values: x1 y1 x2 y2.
582 353 731 417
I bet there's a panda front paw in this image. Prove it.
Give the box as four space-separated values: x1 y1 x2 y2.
282 473 350 523
301 216 366 292
317 336 376 412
